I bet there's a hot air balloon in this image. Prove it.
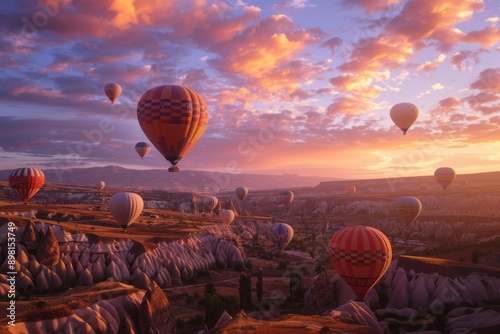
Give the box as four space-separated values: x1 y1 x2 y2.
104 83 122 103
390 103 419 135
235 186 248 201
346 186 356 194
98 181 105 190
108 192 144 230
219 209 235 225
135 142 151 159
434 167 456 190
8 168 45 204
204 195 218 212
269 223 294 251
393 196 422 224
278 190 294 206
329 226 392 300
137 85 208 172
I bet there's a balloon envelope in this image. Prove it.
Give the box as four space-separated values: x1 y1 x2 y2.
109 192 144 229
219 209 235 225
278 190 294 206
393 196 422 224
346 186 356 194
98 181 105 190
434 167 456 190
104 83 122 103
329 226 392 300
135 142 151 159
204 195 218 211
269 223 294 251
137 85 208 171
9 168 45 203
235 186 248 201
390 103 419 135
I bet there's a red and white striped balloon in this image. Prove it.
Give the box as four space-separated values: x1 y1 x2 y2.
9 167 45 203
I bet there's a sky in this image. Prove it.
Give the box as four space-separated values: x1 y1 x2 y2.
0 0 499 180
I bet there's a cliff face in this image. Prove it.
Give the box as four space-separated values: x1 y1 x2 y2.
8 282 176 333
209 311 380 334
0 222 247 295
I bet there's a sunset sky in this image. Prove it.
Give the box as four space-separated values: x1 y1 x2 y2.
0 0 499 180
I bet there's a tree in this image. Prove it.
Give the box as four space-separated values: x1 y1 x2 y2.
205 292 240 329
239 271 248 310
472 248 482 264
289 272 302 301
204 282 216 297
299 239 307 252
245 272 252 309
256 268 263 303
205 295 224 329
252 232 259 247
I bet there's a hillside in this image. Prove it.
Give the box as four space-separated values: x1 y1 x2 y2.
0 166 339 192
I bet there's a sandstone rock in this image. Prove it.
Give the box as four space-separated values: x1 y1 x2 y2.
118 316 136 334
22 221 39 252
304 269 336 315
140 281 177 333
36 225 60 267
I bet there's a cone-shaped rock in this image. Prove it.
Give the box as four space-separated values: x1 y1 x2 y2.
36 225 60 267
22 221 40 252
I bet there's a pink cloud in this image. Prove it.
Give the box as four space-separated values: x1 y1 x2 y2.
10 85 63 99
343 0 400 13
449 49 485 70
461 67 500 115
432 96 462 115
462 26 500 47
470 67 500 91
320 36 342 55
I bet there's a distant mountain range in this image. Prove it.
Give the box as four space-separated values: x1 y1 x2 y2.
0 166 340 192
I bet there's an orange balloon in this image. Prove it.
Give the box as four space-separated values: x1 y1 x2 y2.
137 85 208 171
104 83 122 103
346 185 356 194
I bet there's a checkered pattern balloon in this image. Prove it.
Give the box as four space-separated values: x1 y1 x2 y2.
329 226 392 300
137 85 208 170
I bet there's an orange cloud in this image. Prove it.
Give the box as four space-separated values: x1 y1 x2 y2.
338 34 413 73
417 53 446 71
326 95 380 116
387 0 484 51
